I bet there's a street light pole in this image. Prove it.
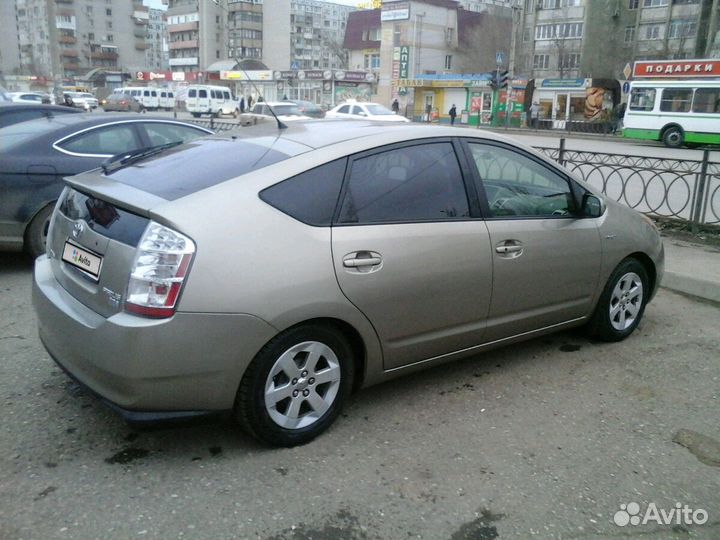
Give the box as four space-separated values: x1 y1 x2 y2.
505 4 520 127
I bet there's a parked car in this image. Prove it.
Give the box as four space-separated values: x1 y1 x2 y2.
63 91 98 111
32 121 664 447
0 102 81 128
102 93 143 113
8 92 53 104
293 99 325 119
326 101 410 122
0 113 212 257
186 85 236 117
239 101 312 125
158 89 176 111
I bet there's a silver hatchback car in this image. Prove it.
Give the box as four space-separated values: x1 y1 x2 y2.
33 121 664 446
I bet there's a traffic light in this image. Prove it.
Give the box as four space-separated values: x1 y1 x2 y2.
489 70 509 90
498 70 509 89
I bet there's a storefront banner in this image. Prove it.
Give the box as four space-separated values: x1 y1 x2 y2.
633 59 720 78
540 78 587 89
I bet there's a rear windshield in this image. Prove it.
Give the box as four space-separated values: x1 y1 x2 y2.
106 138 295 200
0 117 59 150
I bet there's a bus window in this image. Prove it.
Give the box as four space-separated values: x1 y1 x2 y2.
692 88 720 114
660 88 692 113
629 88 656 111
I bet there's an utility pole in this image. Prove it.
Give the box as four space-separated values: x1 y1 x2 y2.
505 4 520 127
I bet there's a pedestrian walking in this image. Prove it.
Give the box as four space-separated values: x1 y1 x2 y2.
238 95 245 113
530 101 540 129
425 103 432 123
449 104 457 125
247 95 254 109
391 99 399 114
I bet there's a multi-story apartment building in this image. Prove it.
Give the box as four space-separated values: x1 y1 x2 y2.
166 0 352 75
290 0 355 70
145 8 169 71
516 0 720 81
6 0 159 80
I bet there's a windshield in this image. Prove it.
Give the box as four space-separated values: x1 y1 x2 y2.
365 104 394 116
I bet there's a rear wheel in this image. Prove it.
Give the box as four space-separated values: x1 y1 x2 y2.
235 324 354 447
25 205 54 259
662 126 684 148
587 258 649 342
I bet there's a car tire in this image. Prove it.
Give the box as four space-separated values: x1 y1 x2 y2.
662 126 684 148
587 258 649 342
25 205 54 259
235 324 354 447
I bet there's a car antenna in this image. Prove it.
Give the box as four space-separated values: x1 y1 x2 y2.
211 0 287 130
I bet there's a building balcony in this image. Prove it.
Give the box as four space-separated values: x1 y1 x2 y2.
168 21 198 33
60 49 79 57
58 35 76 44
133 9 150 24
169 39 198 50
62 62 80 70
91 51 118 60
135 41 151 50
55 0 74 3
134 27 147 38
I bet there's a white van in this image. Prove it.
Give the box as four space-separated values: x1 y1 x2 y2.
118 87 160 110
186 85 237 117
158 89 176 110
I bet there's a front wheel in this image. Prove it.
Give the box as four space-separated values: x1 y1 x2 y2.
662 126 684 148
587 258 649 342
235 325 354 447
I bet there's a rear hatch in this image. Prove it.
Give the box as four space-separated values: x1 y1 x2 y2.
46 173 166 318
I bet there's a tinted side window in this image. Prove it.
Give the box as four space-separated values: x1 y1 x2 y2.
199 89 207 98
188 89 196 98
144 90 150 97
338 143 469 224
467 143 575 218
223 91 231 100
59 125 142 156
337 105 350 113
143 122 207 146
168 92 174 98
151 90 157 97
261 159 347 226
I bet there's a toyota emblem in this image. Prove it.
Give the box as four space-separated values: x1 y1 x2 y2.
72 222 84 239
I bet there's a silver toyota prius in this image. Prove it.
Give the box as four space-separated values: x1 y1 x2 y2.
33 121 664 446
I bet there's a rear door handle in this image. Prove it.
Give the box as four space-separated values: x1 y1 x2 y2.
342 251 383 272
495 245 522 254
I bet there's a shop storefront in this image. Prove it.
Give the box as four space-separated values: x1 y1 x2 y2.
529 78 620 130
395 75 493 125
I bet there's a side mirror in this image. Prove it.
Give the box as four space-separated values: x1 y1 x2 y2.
581 193 604 218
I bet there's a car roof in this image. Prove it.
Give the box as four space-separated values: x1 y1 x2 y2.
2 112 183 129
217 119 505 151
0 102 80 113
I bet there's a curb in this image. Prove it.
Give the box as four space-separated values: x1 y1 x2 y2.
661 272 720 303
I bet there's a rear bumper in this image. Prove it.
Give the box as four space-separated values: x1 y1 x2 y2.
33 255 278 413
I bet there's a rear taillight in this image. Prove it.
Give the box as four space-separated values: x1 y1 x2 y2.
125 222 195 319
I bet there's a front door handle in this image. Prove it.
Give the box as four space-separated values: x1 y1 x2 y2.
344 257 382 267
495 240 524 258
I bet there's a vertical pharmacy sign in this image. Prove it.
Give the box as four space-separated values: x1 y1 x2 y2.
399 46 410 79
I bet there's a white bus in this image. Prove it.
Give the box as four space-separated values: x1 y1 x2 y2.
623 80 720 148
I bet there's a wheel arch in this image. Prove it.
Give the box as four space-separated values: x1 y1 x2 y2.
660 122 684 139
626 251 657 299
274 317 367 393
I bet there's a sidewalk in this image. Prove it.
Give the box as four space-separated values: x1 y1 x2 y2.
661 235 720 303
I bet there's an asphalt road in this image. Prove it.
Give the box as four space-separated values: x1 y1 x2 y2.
1 252 719 540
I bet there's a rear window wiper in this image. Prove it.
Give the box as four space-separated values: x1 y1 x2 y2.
102 140 184 174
